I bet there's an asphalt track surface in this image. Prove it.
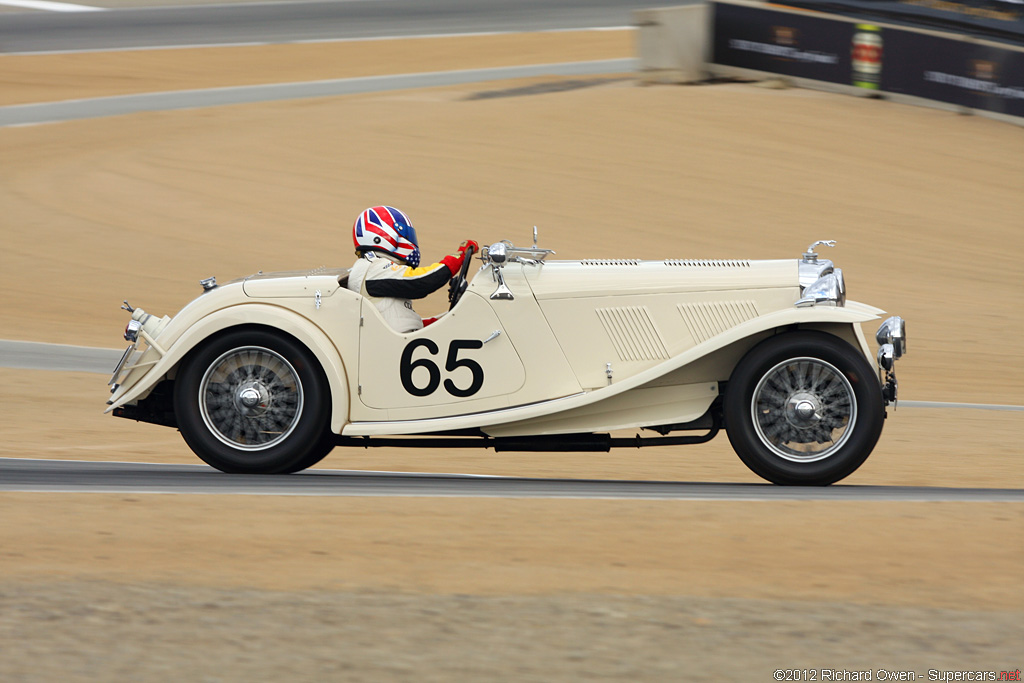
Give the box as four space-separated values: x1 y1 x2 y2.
0 0 689 53
5 458 1024 500
1 340 128 374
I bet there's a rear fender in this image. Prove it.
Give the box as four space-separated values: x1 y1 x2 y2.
107 304 351 434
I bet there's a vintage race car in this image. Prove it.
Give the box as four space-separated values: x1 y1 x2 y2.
107 234 906 485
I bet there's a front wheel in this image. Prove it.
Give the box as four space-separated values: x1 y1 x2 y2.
724 331 884 485
173 329 332 474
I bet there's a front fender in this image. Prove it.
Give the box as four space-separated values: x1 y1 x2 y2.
107 303 351 434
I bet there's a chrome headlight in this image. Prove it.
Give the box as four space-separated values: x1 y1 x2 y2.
124 319 143 342
877 343 895 371
875 316 906 358
796 270 845 307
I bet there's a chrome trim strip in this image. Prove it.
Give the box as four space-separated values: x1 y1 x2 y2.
108 344 137 386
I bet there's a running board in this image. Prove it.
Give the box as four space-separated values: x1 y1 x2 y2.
332 421 720 453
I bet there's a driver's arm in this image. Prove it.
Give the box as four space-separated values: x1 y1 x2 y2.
364 242 476 300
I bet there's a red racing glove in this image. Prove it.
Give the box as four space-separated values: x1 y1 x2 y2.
441 240 480 275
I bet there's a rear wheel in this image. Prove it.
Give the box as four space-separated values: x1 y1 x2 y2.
724 331 884 485
174 329 331 474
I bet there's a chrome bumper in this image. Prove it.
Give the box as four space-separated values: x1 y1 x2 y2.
875 316 906 406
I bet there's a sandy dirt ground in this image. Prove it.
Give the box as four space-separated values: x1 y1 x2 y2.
1 30 1023 681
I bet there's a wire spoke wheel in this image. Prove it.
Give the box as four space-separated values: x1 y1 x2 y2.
752 357 855 462
724 331 884 486
174 329 332 474
199 346 304 451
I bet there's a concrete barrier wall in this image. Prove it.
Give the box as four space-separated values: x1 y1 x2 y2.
635 4 712 84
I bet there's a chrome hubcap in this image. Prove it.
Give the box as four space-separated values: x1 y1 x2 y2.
787 392 821 424
198 346 303 451
235 382 270 414
751 357 856 462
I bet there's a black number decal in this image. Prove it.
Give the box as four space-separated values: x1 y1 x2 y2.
399 339 441 397
399 339 486 398
444 340 485 398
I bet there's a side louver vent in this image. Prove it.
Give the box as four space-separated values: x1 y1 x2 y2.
596 306 669 362
581 259 640 266
679 300 758 344
664 259 751 268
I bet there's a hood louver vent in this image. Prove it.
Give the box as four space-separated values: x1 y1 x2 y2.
596 306 669 362
679 300 758 344
581 259 640 266
664 259 750 268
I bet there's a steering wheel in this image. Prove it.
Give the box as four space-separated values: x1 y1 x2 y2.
447 243 477 311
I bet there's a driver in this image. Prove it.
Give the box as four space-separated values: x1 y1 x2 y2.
347 206 478 333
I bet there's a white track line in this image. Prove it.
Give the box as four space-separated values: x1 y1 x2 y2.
899 401 1024 412
0 0 104 11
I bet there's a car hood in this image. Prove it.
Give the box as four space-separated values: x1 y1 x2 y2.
523 259 797 299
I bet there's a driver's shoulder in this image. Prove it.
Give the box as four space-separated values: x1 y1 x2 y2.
397 261 448 279
363 258 406 278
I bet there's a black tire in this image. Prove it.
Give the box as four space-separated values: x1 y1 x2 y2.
173 328 331 474
286 428 337 473
723 331 884 486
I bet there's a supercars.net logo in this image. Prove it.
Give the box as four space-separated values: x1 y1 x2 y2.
773 669 1021 681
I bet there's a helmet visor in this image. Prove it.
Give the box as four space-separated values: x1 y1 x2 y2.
398 224 418 251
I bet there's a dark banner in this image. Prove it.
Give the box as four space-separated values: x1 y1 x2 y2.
774 0 1024 46
712 3 854 83
883 28 1024 116
712 1 1024 118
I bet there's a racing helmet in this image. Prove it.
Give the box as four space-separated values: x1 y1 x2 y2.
352 206 420 267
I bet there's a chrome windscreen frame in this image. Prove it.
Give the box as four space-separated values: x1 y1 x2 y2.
481 231 556 301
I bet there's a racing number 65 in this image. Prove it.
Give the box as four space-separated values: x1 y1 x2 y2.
400 339 485 398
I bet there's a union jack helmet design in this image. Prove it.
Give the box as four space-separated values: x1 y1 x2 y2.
352 206 420 267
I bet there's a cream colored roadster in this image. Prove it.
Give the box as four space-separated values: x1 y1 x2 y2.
107 235 906 485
